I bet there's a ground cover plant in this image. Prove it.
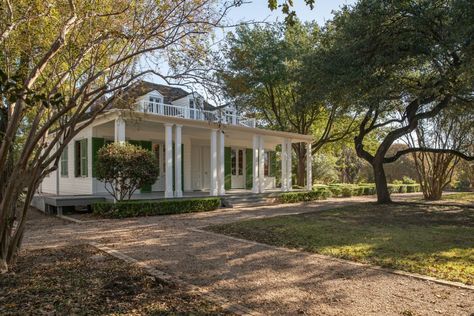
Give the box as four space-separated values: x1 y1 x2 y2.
0 245 233 315
207 203 474 285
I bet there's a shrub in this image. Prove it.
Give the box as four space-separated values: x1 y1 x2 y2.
328 186 342 197
398 185 407 193
96 143 159 201
315 187 332 199
361 185 375 195
392 179 403 185
387 184 400 194
355 186 365 196
279 190 328 203
406 184 420 193
402 176 417 184
341 186 353 197
93 198 221 218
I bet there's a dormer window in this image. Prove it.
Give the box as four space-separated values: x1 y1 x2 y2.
189 99 196 119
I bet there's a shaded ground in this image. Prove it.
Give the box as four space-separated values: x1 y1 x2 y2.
0 244 232 315
22 194 474 315
208 203 474 285
405 192 474 207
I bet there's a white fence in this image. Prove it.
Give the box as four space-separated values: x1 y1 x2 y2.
138 101 256 128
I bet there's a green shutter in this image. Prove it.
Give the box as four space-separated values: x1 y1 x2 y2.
140 140 152 151
129 140 141 147
74 141 79 177
246 148 253 189
140 140 153 193
92 137 105 177
224 147 232 190
60 147 68 177
181 144 184 191
81 138 88 177
269 151 276 177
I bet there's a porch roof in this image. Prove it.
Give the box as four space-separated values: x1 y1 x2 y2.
93 109 313 143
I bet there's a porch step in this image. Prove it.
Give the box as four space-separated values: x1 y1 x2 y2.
221 192 280 208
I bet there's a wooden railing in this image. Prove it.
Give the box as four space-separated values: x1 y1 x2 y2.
138 101 256 128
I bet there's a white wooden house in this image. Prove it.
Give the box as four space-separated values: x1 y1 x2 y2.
38 81 313 200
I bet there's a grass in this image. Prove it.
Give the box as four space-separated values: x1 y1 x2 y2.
207 203 474 285
0 244 233 315
442 192 474 203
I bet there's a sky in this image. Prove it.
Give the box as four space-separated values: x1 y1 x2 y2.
226 0 356 26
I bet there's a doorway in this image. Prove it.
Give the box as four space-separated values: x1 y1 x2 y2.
231 147 245 189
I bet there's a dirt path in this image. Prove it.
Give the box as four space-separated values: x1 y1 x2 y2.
23 195 474 316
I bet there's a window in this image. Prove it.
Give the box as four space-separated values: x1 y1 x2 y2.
75 139 88 177
60 146 68 177
231 149 244 176
264 152 270 176
148 96 162 113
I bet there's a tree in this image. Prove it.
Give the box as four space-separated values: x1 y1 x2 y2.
336 145 365 184
96 143 159 201
218 22 354 186
317 0 474 203
267 0 315 25
0 0 237 272
407 107 474 200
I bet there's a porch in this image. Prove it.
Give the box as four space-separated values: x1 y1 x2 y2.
41 109 313 199
90 110 313 197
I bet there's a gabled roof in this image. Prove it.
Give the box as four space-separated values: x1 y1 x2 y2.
123 80 190 104
112 80 217 111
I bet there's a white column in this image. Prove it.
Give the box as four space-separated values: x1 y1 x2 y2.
164 123 174 198
174 125 183 197
306 142 312 191
218 130 225 195
252 135 259 193
258 136 265 193
114 117 126 143
210 129 218 196
286 139 292 191
281 139 288 192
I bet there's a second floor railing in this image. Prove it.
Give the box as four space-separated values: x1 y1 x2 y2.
138 100 256 128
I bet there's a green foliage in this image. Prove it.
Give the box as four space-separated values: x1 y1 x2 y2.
93 198 221 218
315 0 474 201
312 153 339 184
402 177 416 185
327 185 342 197
341 186 353 197
96 143 159 201
279 189 329 203
399 185 408 194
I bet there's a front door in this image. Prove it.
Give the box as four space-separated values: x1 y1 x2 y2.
202 146 210 189
231 148 245 189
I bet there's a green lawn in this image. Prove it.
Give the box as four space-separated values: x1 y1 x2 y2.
207 203 474 285
442 192 474 203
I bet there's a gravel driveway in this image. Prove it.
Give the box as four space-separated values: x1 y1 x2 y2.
23 195 474 316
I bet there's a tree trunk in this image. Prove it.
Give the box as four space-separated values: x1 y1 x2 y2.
373 161 392 203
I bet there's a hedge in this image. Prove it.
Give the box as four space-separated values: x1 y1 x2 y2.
93 197 221 218
313 182 421 197
279 188 331 203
